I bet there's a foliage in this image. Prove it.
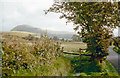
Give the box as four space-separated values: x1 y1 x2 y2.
69 56 102 76
113 47 120 54
65 54 118 76
71 34 82 41
46 2 119 60
109 39 114 46
53 36 58 41
1 34 63 76
11 57 71 76
113 37 120 49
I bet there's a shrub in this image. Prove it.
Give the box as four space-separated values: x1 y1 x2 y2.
2 34 62 76
113 47 120 54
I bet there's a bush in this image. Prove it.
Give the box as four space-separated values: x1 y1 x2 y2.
70 57 101 75
2 34 62 76
113 47 120 54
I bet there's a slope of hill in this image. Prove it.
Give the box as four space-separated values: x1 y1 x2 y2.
11 25 75 39
11 25 44 34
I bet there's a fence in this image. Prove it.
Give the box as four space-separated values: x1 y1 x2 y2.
61 47 92 64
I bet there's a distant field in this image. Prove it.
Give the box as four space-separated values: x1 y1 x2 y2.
61 42 87 51
0 31 41 38
0 31 87 52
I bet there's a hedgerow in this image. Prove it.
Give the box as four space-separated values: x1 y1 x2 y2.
2 34 63 76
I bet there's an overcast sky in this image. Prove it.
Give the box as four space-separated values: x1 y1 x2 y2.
0 0 118 36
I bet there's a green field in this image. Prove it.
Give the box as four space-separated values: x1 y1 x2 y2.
61 42 87 51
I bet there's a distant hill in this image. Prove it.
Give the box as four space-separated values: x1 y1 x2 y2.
11 25 75 39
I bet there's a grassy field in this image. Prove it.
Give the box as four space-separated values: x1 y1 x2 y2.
0 31 40 37
61 42 87 51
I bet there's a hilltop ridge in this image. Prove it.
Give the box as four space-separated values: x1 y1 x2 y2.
11 25 75 39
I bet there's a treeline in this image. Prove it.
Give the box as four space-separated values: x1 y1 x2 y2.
52 34 83 42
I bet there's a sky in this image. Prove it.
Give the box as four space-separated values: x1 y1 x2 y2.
0 0 75 32
0 0 119 36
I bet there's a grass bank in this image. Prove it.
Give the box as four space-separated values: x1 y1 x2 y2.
66 56 102 76
63 54 119 76
105 60 119 76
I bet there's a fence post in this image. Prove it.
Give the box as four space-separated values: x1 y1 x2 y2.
79 48 81 65
62 47 64 52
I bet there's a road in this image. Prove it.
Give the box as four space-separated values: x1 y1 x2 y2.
107 46 120 74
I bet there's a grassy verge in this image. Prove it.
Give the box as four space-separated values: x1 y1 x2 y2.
105 60 119 76
12 57 71 76
67 56 102 76
63 53 119 76
113 47 120 54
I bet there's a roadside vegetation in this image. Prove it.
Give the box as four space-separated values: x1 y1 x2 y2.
68 56 102 76
63 54 119 76
113 37 120 54
1 32 71 76
105 60 119 76
113 47 120 54
61 44 119 76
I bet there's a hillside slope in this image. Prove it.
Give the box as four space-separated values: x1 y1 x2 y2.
11 25 75 39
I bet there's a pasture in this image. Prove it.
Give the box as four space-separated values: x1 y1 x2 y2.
61 42 87 51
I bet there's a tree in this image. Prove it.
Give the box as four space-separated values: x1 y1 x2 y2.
53 36 58 41
62 38 65 42
46 2 119 63
72 34 82 41
113 37 120 49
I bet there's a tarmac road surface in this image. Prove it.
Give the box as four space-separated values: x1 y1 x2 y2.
107 46 120 74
